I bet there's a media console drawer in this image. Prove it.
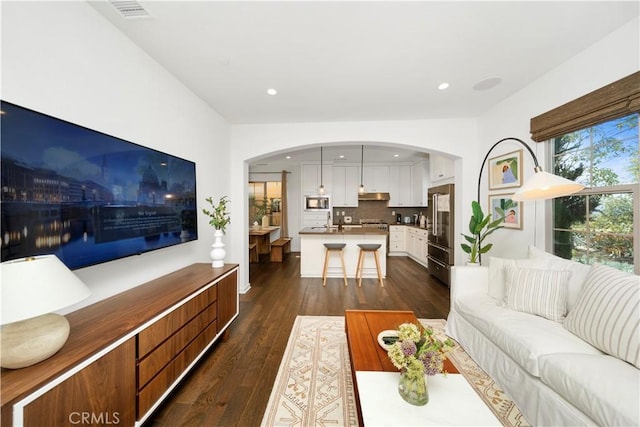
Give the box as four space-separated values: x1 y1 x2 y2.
138 320 218 417
138 302 218 389
138 284 218 358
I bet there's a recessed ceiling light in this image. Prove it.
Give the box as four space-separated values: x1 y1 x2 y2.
339 155 345 159
267 88 277 96
285 155 291 159
437 82 450 90
473 77 502 91
393 154 400 158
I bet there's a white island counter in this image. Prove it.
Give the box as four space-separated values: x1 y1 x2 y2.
299 227 387 279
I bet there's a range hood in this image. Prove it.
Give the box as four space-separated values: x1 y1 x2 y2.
358 192 390 201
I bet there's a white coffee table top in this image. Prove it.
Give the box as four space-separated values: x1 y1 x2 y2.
355 371 501 426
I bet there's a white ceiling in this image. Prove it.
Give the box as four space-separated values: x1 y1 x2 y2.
89 0 638 164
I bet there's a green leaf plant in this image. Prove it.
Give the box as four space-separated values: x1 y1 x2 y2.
202 195 231 233
460 200 513 264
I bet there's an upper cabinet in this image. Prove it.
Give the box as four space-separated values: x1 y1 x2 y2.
411 160 429 207
430 155 455 183
362 166 390 192
388 165 412 207
332 166 359 207
302 163 332 194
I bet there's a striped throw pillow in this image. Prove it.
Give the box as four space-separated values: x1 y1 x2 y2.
505 266 569 322
564 264 640 368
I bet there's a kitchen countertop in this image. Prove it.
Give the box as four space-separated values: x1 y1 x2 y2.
299 227 388 235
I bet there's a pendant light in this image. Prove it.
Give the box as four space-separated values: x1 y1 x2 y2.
318 146 325 195
359 145 365 194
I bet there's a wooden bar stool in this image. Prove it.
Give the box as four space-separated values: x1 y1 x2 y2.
355 243 384 287
322 243 348 287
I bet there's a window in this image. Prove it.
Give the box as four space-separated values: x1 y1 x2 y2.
248 181 282 226
551 113 639 273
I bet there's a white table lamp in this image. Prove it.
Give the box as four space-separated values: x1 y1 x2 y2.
1 255 91 369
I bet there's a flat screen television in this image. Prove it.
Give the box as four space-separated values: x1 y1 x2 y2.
1 100 198 270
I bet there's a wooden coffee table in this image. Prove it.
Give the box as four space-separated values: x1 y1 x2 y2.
345 310 500 426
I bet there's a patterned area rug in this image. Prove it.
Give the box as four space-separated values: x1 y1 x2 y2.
260 316 530 427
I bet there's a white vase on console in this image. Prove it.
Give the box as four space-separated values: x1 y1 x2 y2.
210 229 225 268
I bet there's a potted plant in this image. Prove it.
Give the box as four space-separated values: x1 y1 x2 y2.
252 197 269 228
203 195 231 233
460 200 512 265
202 195 230 268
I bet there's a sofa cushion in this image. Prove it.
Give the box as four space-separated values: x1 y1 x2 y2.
564 264 640 368
487 256 547 301
455 291 602 377
486 314 602 377
527 245 592 311
539 353 640 427
504 266 569 322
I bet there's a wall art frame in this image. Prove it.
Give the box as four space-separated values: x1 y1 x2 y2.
488 149 523 190
488 193 522 230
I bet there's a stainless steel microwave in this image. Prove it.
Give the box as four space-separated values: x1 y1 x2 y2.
304 195 331 211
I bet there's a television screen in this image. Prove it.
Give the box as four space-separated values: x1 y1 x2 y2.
1 100 198 270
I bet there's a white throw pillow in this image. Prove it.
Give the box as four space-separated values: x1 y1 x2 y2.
564 264 640 368
528 245 591 311
504 266 570 322
487 256 547 302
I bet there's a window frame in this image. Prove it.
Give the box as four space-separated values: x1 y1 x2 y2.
544 163 639 274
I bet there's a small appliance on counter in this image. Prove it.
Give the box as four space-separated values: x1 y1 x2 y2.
404 216 411 224
396 213 402 224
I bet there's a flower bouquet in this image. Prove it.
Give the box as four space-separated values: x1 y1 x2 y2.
387 323 455 406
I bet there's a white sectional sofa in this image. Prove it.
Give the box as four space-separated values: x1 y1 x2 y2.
446 246 640 426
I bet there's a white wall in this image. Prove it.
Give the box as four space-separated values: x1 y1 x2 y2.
1 2 232 312
478 17 640 259
230 119 479 291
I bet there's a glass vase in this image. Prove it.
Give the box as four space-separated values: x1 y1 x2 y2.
398 369 429 406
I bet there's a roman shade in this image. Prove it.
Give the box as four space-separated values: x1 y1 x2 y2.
530 71 640 142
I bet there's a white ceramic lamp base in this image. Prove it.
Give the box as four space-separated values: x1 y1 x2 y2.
1 313 71 369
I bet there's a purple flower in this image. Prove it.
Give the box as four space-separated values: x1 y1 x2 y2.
420 350 444 376
400 339 417 356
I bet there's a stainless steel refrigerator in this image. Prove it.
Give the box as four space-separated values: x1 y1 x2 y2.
427 184 455 287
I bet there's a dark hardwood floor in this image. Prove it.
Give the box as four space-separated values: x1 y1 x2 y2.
148 253 450 427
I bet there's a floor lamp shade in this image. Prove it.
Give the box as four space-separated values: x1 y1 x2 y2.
1 255 91 368
512 167 586 201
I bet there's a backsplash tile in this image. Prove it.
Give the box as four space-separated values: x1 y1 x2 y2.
333 201 427 225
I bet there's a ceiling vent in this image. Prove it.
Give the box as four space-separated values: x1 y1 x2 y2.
108 1 152 19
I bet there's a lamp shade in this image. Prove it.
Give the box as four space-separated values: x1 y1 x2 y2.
512 168 585 201
1 255 91 325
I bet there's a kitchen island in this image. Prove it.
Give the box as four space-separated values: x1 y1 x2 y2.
299 227 387 280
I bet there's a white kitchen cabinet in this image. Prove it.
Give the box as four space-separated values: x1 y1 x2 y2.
389 225 406 255
388 165 412 207
302 163 332 194
362 166 389 192
332 165 359 207
406 227 428 267
411 160 429 207
430 155 454 183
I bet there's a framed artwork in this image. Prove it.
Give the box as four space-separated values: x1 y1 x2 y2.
488 149 522 190
488 193 522 230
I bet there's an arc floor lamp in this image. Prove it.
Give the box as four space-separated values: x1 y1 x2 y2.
475 137 585 264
